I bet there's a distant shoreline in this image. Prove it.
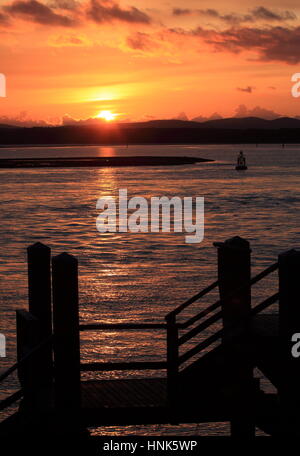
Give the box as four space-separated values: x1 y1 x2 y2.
1 142 300 148
0 155 213 168
1 120 300 145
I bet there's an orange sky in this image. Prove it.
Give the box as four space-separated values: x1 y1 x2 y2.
1 0 300 125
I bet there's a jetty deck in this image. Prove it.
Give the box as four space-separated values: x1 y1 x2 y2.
0 236 299 439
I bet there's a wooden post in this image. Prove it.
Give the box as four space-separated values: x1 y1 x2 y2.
52 253 81 418
16 309 40 406
27 242 52 385
166 313 179 417
215 236 255 438
278 249 300 434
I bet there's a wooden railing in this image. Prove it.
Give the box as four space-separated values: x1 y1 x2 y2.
0 334 52 413
0 237 294 421
164 237 280 405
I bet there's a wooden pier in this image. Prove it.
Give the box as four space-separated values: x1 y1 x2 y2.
0 236 300 440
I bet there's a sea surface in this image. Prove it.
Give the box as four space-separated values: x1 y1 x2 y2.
0 144 299 436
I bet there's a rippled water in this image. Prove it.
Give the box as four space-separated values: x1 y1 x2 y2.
0 144 299 435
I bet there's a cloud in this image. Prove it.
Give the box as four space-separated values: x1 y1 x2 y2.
237 86 255 93
88 0 151 24
209 26 300 64
251 7 296 22
172 8 191 16
0 12 10 24
4 0 76 26
234 104 281 119
49 0 79 10
172 6 296 25
49 33 91 46
0 111 58 126
2 0 151 28
124 30 181 62
192 112 223 122
126 31 157 51
198 9 253 25
170 25 300 64
174 111 188 121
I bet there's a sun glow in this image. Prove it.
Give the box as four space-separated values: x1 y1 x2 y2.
96 110 116 121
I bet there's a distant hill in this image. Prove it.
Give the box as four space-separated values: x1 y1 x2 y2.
123 117 300 130
198 116 300 130
1 116 300 145
2 116 300 130
0 123 15 128
121 119 202 128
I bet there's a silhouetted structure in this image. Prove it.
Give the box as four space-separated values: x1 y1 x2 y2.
0 237 299 441
236 151 247 170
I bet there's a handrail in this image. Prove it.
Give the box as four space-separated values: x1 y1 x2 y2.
179 262 279 329
179 310 222 346
166 280 219 319
0 389 23 412
0 335 52 385
80 323 167 331
250 292 279 316
178 291 279 366
180 301 221 329
249 262 278 286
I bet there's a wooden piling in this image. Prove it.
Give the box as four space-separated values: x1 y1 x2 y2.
52 252 81 416
215 236 251 340
278 249 300 434
27 242 52 385
16 309 40 404
215 236 255 438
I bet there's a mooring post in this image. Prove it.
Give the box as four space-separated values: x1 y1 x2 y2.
16 309 40 406
278 249 300 434
27 242 52 385
215 236 255 438
52 252 81 423
166 313 179 415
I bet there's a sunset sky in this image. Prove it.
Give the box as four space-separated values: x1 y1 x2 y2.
1 0 300 125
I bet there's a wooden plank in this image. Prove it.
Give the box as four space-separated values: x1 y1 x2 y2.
78 378 279 428
81 378 167 409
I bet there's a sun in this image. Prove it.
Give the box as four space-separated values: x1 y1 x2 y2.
96 110 116 121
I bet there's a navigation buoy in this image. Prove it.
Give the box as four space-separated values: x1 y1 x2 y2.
236 150 247 170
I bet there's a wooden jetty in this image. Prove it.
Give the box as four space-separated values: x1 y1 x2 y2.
0 236 300 440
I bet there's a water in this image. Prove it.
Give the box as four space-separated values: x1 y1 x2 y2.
0 144 299 436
